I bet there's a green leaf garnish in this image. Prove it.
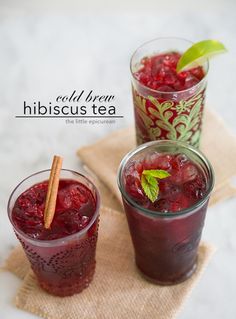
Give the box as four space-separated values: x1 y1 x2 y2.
176 40 227 73
141 174 158 203
141 169 170 203
143 169 170 179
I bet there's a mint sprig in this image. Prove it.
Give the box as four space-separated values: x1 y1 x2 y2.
141 169 170 203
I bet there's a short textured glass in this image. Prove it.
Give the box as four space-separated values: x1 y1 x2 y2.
130 37 208 147
8 170 100 296
118 140 214 285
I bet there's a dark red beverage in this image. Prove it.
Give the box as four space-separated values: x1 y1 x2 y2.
118 141 214 284
131 38 208 147
8 170 100 296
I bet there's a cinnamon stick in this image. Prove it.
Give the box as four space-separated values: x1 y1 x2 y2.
44 155 63 229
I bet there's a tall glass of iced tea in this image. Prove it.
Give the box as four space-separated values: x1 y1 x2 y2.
131 37 208 147
118 140 214 284
8 169 100 296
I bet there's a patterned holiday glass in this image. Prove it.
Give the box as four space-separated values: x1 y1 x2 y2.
8 169 100 296
130 38 208 147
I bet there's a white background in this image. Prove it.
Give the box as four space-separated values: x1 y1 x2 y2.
0 0 236 318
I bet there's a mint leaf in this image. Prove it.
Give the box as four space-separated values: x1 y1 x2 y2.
143 169 171 179
141 174 159 203
141 169 170 202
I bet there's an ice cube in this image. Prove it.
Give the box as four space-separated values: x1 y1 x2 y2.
184 74 199 89
181 164 198 183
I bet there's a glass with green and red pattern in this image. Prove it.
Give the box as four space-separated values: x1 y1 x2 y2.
130 37 209 147
8 169 100 296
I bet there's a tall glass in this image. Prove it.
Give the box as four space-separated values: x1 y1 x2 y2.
118 141 214 284
130 37 208 147
8 169 100 296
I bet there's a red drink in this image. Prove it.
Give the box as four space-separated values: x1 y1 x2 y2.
8 170 100 296
118 141 214 284
131 38 208 147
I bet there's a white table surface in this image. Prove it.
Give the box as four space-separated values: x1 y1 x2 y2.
0 1 236 318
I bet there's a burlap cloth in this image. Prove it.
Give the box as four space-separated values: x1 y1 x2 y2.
4 108 236 319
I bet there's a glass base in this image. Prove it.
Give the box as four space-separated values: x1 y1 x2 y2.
38 262 96 297
136 260 198 286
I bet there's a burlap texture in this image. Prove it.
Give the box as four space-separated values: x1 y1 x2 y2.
78 109 236 208
4 207 215 319
3 245 30 280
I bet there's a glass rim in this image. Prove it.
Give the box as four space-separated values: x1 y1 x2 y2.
117 140 214 218
7 169 100 247
130 36 209 95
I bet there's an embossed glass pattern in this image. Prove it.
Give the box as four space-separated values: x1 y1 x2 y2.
130 38 208 147
8 170 100 296
118 141 214 284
